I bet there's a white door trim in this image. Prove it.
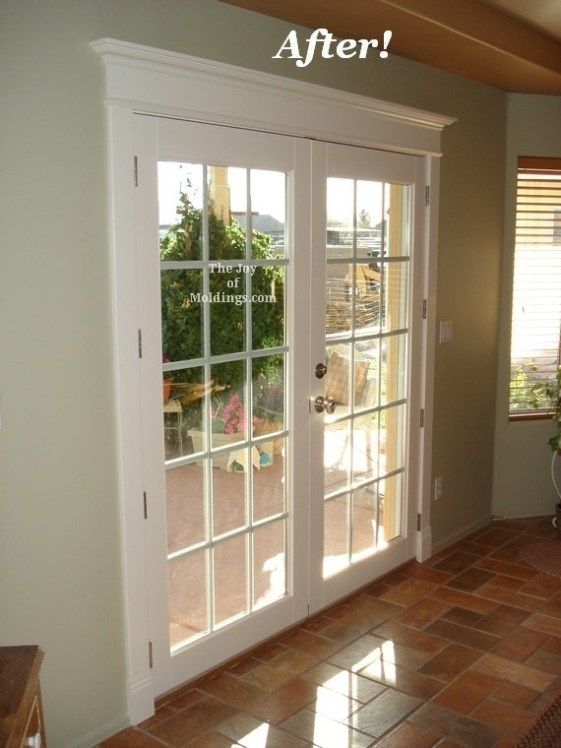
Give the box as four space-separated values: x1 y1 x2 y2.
93 38 454 725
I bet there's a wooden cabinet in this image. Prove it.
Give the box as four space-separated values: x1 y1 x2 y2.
0 647 47 747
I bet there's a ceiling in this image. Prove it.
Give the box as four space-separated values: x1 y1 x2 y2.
221 0 561 94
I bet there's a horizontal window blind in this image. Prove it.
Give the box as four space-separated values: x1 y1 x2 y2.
510 157 561 415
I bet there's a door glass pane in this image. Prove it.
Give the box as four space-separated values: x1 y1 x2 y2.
159 160 289 650
351 412 380 485
381 334 407 405
168 550 208 649
325 344 352 417
252 266 285 349
382 261 408 332
326 263 353 335
251 170 286 258
356 181 383 260
210 265 245 354
161 270 204 361
208 166 246 260
327 178 354 260
253 438 286 521
352 484 378 561
253 520 286 608
324 495 349 578
324 419 351 495
323 176 410 578
159 162 203 260
163 367 207 461
212 451 247 537
214 534 248 625
353 339 379 411
378 472 403 546
211 360 247 449
166 462 206 553
385 183 411 257
380 404 406 476
354 263 381 336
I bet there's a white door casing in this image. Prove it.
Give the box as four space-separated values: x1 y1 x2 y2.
93 38 454 725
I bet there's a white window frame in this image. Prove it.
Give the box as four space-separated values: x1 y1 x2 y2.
91 37 454 725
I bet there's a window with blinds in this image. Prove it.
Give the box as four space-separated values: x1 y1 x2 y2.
510 156 561 416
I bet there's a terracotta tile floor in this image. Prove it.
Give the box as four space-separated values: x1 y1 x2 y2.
100 516 561 747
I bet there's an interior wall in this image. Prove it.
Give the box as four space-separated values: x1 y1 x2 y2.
0 0 505 744
492 94 561 518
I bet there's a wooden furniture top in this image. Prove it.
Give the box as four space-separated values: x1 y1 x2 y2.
0 646 44 747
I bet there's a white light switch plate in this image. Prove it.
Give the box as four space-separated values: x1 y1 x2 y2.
439 320 453 343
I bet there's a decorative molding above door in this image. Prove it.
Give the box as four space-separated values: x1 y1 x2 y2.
92 38 455 156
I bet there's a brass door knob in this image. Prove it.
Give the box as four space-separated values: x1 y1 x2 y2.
314 396 336 414
315 363 327 379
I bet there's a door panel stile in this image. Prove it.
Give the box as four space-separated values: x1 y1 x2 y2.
135 114 173 694
290 137 313 619
309 141 328 614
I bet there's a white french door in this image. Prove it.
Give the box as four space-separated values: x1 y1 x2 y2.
135 116 424 696
309 142 424 612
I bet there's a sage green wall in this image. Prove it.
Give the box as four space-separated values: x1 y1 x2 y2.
0 0 504 744
492 94 561 518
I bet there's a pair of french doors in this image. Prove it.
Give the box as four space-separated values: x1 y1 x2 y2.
134 115 424 696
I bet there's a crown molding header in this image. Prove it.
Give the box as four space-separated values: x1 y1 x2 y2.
91 38 455 155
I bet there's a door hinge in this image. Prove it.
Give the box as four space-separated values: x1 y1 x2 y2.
138 329 143 359
420 408 425 427
143 491 148 519
417 513 422 532
148 641 153 668
134 156 139 187
425 185 431 206
422 299 427 319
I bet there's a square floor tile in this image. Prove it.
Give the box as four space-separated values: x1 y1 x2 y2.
280 708 374 748
345 688 421 738
418 643 481 682
432 670 497 714
301 662 386 703
408 703 503 748
247 677 318 724
433 552 479 575
215 712 307 747
426 619 500 651
375 722 440 747
357 661 444 700
446 568 496 592
491 626 548 662
149 695 238 746
471 652 556 692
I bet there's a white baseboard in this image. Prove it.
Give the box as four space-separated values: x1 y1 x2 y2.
430 515 490 556
64 714 130 748
129 672 156 725
416 526 432 562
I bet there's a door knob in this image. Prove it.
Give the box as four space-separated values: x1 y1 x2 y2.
314 396 336 414
315 363 327 379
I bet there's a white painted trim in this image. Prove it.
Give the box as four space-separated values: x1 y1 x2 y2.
431 515 491 555
93 38 455 726
64 714 130 748
91 39 455 157
416 526 433 562
415 156 441 563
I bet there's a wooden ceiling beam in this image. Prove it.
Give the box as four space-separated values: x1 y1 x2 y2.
220 0 561 93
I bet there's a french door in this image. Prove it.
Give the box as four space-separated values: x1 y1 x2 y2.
135 115 424 695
